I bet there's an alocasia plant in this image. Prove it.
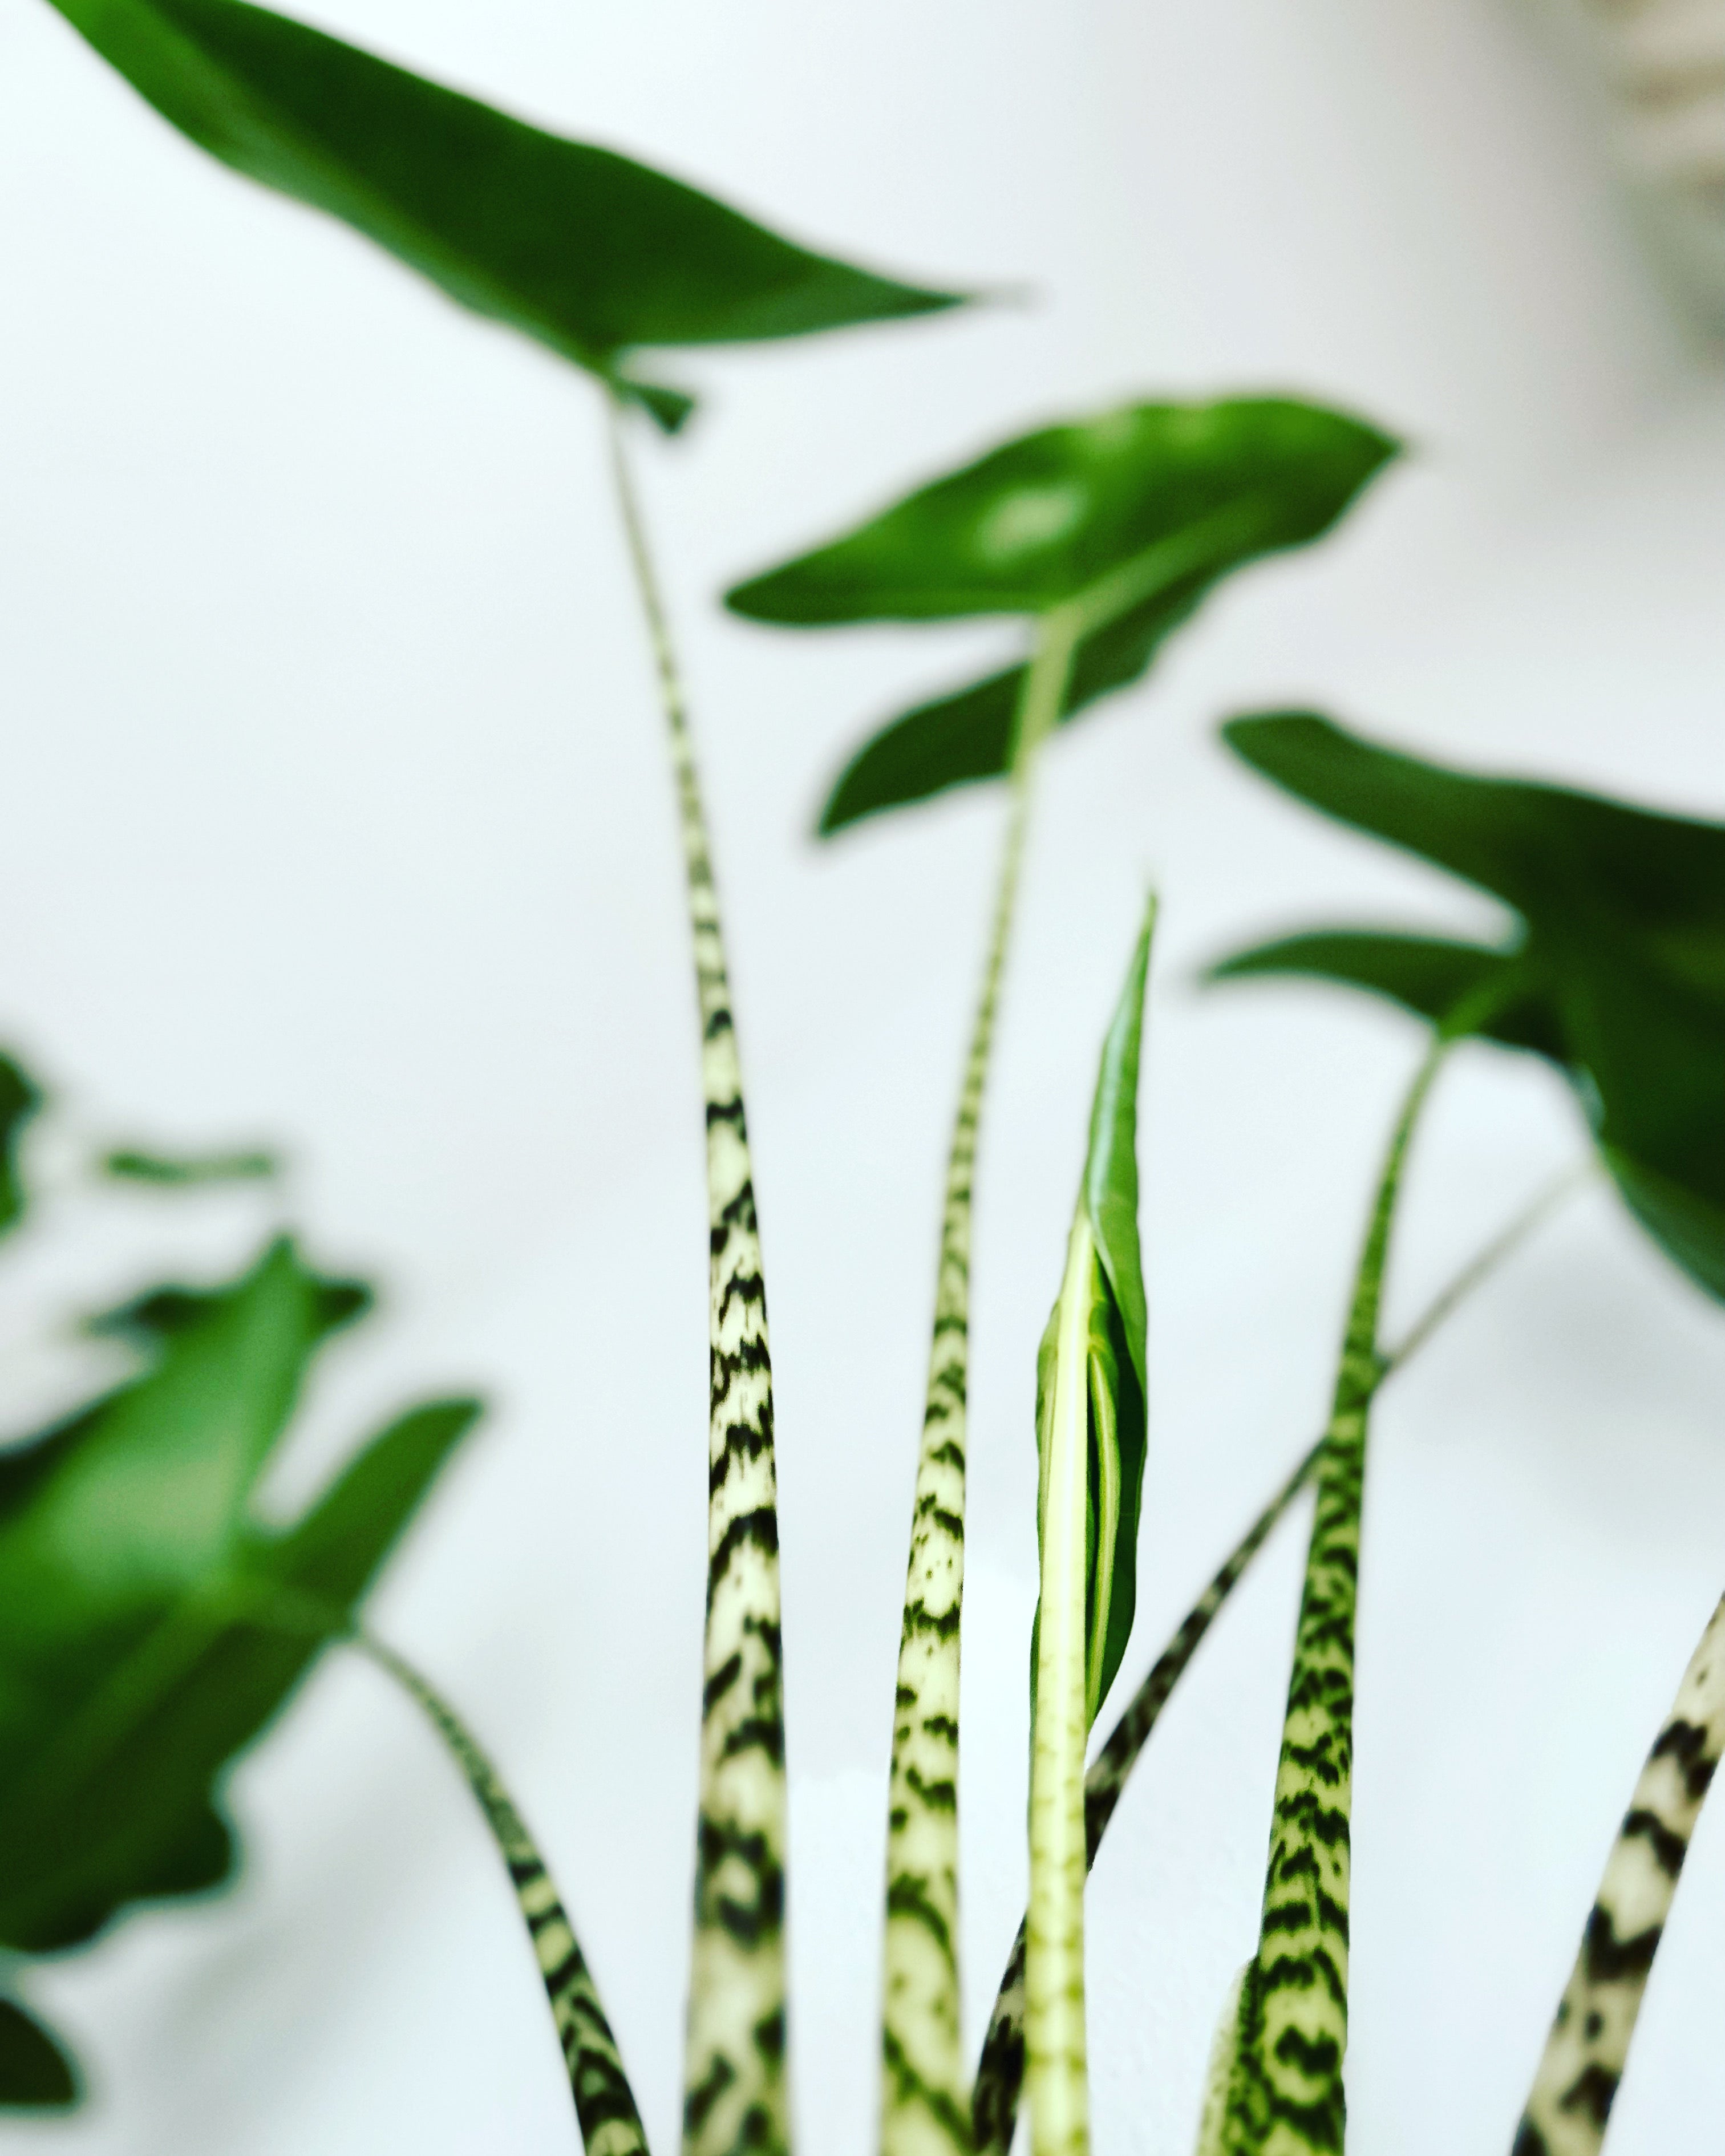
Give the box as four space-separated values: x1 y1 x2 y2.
727 395 1397 2155
35 6 970 2141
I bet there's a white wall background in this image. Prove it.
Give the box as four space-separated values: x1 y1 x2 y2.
1 0 1722 2150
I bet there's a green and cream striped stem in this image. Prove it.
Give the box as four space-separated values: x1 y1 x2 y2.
969 1156 1582 2156
1217 1043 1444 2156
1512 1588 1725 2156
880 615 1081 2156
357 1636 650 2156
1025 1214 1107 2156
608 403 791 2156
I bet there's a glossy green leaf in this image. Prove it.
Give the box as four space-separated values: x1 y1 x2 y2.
0 1053 45 1240
729 399 1397 623
0 1998 80 2110
100 1145 280 1186
1216 711 1725 1299
0 1237 479 1952
727 397 1395 827
46 0 963 428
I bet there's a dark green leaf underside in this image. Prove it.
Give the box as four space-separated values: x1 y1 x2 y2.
47 0 963 424
816 573 1210 833
1218 711 1725 1300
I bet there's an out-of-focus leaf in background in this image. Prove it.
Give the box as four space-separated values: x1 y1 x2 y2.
100 1146 280 1186
0 1997 80 2111
0 1055 45 1240
0 1237 480 1962
42 0 966 431
1213 711 1725 1300
725 399 1399 828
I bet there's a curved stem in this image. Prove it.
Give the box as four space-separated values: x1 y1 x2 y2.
1512 1588 1725 2156
606 402 789 2156
879 614 1079 2156
1219 1041 1444 2153
354 1634 650 2156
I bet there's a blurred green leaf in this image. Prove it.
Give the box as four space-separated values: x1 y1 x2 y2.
815 573 1213 833
100 1146 280 1186
0 1237 479 1952
726 398 1396 826
730 400 1398 623
1215 711 1725 1300
0 1053 45 1241
0 1997 80 2110
46 0 963 428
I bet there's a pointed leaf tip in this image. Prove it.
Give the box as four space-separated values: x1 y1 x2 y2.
47 0 966 387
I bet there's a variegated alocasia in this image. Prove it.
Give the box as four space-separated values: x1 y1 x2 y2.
727 398 1395 2156
1512 1588 1725 2156
38 9 969 2140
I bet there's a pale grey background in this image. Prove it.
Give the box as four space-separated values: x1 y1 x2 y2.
1 0 1722 2150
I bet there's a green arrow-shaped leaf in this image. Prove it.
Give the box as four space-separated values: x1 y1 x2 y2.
726 398 1398 827
1023 894 1155 2152
44 0 963 428
0 1237 479 1954
1213 711 1725 1301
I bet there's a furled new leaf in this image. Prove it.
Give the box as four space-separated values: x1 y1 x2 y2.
1214 711 1725 1299
0 1998 79 2110
1023 895 1155 2156
0 1237 479 1954
0 1053 45 1240
725 399 1398 826
44 0 963 428
1031 895 1154 1727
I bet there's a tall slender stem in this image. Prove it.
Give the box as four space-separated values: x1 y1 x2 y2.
606 402 790 2156
355 1634 651 2156
1512 1587 1725 2156
879 613 1080 2156
1220 1041 1445 2155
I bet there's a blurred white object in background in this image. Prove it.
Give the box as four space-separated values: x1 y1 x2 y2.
1537 0 1725 326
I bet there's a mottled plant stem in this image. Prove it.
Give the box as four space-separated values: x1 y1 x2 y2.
880 614 1080 2156
608 402 790 2156
357 1635 650 2156
1512 1590 1725 2156
1218 1043 1444 2155
975 1086 1581 2155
